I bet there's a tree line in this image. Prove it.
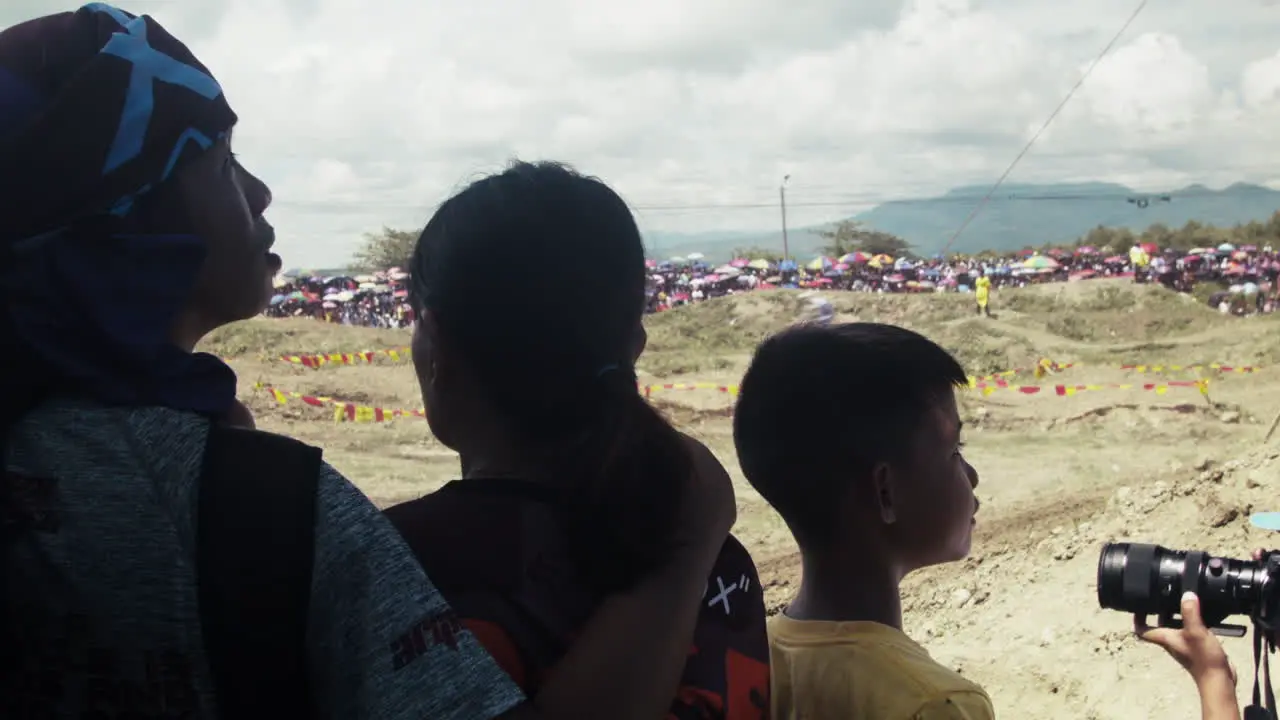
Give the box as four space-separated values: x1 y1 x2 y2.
352 211 1280 271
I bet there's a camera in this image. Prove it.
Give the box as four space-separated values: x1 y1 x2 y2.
1097 542 1280 635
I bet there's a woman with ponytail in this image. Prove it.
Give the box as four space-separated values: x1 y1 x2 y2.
384 161 770 718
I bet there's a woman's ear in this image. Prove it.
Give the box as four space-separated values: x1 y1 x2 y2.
413 310 446 388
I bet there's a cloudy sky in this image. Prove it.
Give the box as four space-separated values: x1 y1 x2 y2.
4 0 1280 267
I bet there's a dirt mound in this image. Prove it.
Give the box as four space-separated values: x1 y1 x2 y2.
644 290 1055 377
200 316 410 358
642 281 1264 382
206 281 1272 381
1001 279 1236 344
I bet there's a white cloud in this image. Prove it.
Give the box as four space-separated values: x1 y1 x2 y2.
1242 50 1280 107
3 0 1280 266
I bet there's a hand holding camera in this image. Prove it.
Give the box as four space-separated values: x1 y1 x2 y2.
1098 543 1280 720
1135 591 1240 720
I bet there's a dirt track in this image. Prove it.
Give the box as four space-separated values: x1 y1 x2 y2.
209 279 1280 719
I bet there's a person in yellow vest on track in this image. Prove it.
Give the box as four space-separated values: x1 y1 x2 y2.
1129 244 1150 283
974 271 992 317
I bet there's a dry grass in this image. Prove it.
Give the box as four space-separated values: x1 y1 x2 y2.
203 317 411 358
200 279 1280 718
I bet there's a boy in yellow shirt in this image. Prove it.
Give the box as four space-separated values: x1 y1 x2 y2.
733 322 992 719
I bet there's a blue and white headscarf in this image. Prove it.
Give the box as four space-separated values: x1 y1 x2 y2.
0 4 239 420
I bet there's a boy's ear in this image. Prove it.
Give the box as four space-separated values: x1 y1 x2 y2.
871 462 896 525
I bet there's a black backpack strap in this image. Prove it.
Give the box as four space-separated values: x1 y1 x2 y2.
197 423 321 719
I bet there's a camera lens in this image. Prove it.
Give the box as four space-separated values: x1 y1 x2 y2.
1098 542 1172 615
1097 542 1267 625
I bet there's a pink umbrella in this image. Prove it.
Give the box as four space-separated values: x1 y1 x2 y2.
730 258 750 268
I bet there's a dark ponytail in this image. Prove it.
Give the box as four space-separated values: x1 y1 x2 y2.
563 366 692 592
413 160 694 592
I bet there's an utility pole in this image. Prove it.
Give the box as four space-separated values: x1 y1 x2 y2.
780 174 791 261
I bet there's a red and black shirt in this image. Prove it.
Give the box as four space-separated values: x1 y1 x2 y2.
385 478 770 719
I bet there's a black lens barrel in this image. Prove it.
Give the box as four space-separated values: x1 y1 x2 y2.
1097 542 1265 623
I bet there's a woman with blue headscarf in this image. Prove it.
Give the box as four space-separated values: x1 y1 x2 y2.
0 7 753 720
0 6 533 719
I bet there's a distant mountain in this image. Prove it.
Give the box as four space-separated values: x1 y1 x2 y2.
643 229 763 260
645 182 1280 262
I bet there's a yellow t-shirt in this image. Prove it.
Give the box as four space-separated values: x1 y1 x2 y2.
768 614 995 720
974 276 991 303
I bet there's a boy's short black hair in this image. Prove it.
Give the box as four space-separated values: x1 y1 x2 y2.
732 322 968 547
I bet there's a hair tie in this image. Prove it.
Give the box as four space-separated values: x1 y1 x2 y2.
595 363 619 378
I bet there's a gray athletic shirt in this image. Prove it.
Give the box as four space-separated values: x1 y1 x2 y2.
1 397 525 718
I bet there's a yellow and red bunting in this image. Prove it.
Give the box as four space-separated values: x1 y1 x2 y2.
256 376 1212 424
277 347 412 368
257 382 744 424
643 382 739 397
257 384 427 422
970 379 1209 396
261 347 1262 381
1116 363 1256 374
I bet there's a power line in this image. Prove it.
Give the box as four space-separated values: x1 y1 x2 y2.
270 184 1276 215
629 188 1249 212
938 0 1151 255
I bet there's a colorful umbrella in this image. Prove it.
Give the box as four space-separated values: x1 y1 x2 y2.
1022 255 1060 270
